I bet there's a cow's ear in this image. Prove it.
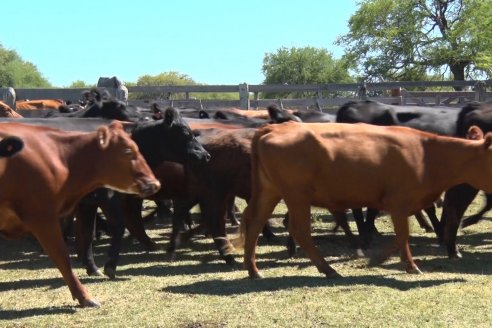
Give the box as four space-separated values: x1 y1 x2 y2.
467 125 484 140
164 107 179 126
199 110 210 119
484 133 492 149
0 136 23 157
97 125 110 149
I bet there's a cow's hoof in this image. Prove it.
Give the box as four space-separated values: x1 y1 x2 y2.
448 251 462 259
325 271 342 279
144 242 159 252
406 266 423 274
367 253 385 267
248 271 264 279
88 270 104 277
80 298 101 308
103 266 116 280
224 254 237 265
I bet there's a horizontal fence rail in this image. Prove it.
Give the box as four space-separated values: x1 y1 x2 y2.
2 79 491 113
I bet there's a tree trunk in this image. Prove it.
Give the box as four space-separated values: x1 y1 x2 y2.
449 61 468 91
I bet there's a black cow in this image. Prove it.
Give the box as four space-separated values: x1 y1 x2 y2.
440 101 492 258
74 107 210 277
0 136 24 157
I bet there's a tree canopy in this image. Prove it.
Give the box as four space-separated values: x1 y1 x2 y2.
336 0 492 82
262 46 353 97
0 44 51 87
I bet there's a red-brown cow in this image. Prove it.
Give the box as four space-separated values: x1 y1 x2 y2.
15 99 65 110
0 100 23 118
0 121 160 307
239 121 492 279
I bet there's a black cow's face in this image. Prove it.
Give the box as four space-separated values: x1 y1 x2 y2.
160 107 210 164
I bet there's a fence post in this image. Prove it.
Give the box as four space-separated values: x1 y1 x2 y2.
239 83 250 109
475 81 486 102
358 83 367 100
1 87 16 109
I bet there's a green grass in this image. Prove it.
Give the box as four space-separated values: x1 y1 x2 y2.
1 195 492 327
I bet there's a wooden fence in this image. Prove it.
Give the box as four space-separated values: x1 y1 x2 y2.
2 79 492 114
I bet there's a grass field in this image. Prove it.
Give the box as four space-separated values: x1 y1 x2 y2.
1 195 492 327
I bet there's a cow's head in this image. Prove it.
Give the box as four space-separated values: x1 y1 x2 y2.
131 107 211 167
0 136 24 158
97 121 160 198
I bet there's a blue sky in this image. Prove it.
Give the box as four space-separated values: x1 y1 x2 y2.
1 0 358 87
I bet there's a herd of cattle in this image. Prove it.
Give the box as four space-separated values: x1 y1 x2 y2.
0 89 492 308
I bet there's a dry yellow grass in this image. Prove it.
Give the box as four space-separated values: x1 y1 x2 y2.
1 194 491 327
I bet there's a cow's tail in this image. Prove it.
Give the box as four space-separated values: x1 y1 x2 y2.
231 128 269 250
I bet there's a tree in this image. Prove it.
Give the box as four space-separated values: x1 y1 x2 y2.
0 44 51 87
262 46 353 98
130 71 237 101
67 80 94 88
336 0 492 84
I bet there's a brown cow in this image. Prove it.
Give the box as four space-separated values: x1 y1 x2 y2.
239 121 492 279
0 121 160 307
0 100 23 118
15 99 65 110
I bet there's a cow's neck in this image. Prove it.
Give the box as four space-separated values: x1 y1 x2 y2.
425 137 488 191
55 132 111 215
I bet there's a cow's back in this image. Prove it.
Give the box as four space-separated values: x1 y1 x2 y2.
253 122 432 212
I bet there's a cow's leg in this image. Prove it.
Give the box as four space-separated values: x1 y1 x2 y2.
441 184 479 258
461 192 492 228
200 194 236 265
168 198 196 256
369 214 421 274
226 196 240 226
332 210 360 249
413 211 434 233
364 208 381 237
285 199 339 278
75 203 101 277
31 220 100 307
98 193 126 279
423 204 441 238
243 192 281 279
124 196 157 250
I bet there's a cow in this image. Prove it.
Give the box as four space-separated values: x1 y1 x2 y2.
238 121 492 279
0 121 161 307
16 99 66 110
0 136 24 157
335 100 471 242
439 101 492 258
0 100 23 118
74 108 211 278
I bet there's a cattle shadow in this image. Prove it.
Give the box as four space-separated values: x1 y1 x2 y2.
0 306 77 320
162 275 466 296
0 275 109 294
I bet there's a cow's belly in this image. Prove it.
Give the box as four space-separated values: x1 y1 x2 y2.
0 205 29 239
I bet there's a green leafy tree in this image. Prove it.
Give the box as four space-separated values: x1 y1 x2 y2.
262 46 353 98
0 44 51 87
336 0 492 85
131 71 237 101
67 80 94 88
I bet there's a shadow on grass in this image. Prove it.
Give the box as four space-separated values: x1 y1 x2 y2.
0 306 77 320
162 274 466 296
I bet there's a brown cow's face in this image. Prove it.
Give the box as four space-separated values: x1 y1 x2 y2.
99 122 161 197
